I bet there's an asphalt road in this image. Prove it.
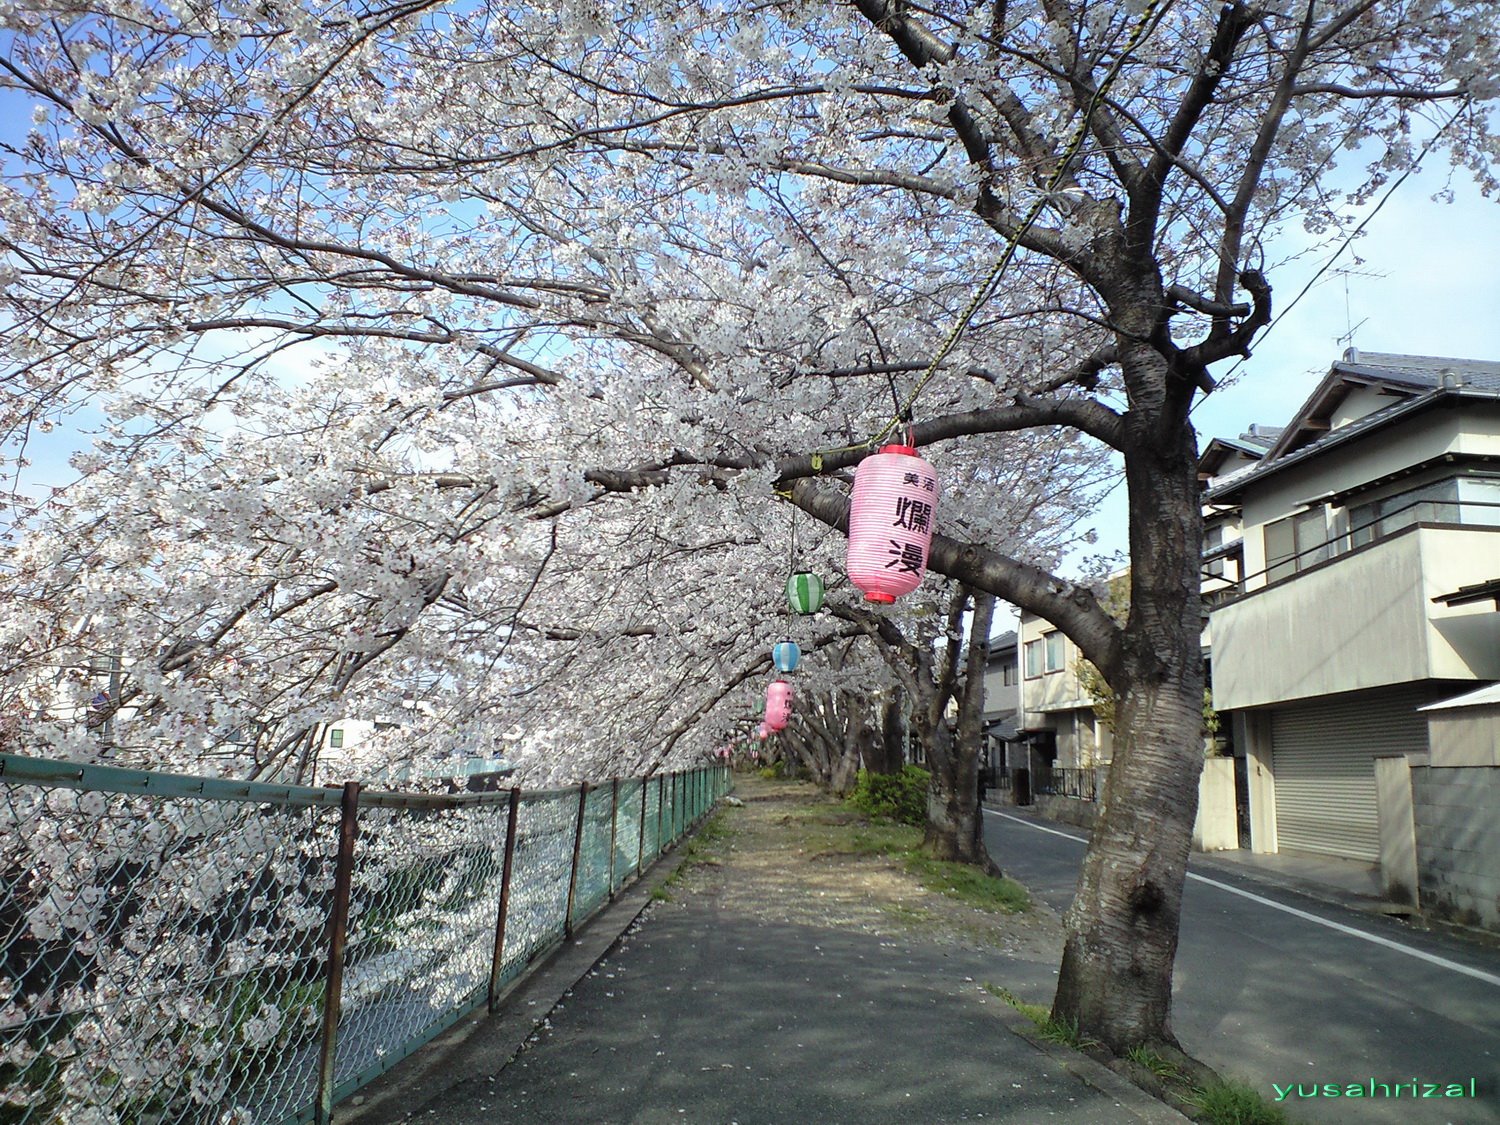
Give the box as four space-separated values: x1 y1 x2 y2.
983 809 1500 1125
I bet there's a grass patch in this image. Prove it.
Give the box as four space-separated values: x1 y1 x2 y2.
842 823 919 857
879 902 935 925
904 854 1030 913
797 815 1028 914
1127 1044 1182 1082
982 983 1099 1048
1187 1080 1293 1125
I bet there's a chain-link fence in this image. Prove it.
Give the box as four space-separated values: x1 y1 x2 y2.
0 754 729 1125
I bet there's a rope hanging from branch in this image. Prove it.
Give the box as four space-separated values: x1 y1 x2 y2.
808 0 1176 460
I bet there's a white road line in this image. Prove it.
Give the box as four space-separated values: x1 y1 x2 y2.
993 811 1088 844
991 811 1500 988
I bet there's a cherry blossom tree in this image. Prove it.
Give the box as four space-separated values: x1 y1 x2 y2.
4 0 1497 1057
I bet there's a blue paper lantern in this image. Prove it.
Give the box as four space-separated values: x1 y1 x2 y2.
772 641 801 673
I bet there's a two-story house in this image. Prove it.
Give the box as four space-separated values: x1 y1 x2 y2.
1017 610 1112 796
1205 350 1500 865
979 630 1019 788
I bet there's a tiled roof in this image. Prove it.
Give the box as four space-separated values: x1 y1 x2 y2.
1336 350 1500 391
1204 357 1500 502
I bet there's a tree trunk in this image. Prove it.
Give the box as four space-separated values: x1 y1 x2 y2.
830 737 862 797
922 735 1000 874
1052 411 1205 1052
862 694 906 774
920 590 1000 874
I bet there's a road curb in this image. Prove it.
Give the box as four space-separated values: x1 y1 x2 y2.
981 1001 1195 1124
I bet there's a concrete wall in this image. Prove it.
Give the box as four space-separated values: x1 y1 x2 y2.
1428 703 1500 767
1420 530 1500 681
1410 763 1500 931
1193 757 1238 851
1374 755 1420 906
1032 793 1099 830
1212 530 1428 708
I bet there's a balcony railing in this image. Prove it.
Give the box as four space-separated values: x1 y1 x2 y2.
1210 497 1500 595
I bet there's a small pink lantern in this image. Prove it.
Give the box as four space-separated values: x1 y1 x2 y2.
847 443 939 604
765 680 792 732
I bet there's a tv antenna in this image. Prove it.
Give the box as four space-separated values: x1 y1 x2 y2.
1332 265 1385 349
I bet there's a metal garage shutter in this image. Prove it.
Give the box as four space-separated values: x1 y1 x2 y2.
1272 688 1433 862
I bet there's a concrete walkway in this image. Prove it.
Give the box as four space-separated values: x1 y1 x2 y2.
342 781 1188 1125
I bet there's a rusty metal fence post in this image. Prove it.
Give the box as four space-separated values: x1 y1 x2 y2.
607 778 619 898
636 778 648 876
564 782 589 938
487 787 522 1013
655 774 665 856
315 781 360 1125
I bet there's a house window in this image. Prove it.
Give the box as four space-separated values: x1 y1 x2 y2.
1294 509 1329 568
1024 640 1043 678
1265 516 1296 583
328 729 345 749
1203 523 1225 578
1002 662 1018 687
1044 631 1066 673
1456 476 1500 525
1264 506 1330 582
1346 478 1464 548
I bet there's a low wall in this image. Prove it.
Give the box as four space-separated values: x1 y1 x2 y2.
1032 793 1099 830
1410 763 1500 931
1192 757 1238 852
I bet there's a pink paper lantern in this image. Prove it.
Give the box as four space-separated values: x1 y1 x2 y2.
765 680 792 731
847 443 939 604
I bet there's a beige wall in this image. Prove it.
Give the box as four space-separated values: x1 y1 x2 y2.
1420 529 1500 681
1212 529 1428 708
1193 757 1239 851
1211 526 1500 710
1330 385 1402 429
1019 612 1093 725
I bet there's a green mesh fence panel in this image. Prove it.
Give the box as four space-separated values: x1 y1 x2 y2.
502 791 578 973
322 801 512 1110
640 778 662 865
612 780 643 894
0 777 340 1125
570 787 614 925
0 758 721 1125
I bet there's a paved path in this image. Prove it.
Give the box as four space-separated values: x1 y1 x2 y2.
345 780 1186 1125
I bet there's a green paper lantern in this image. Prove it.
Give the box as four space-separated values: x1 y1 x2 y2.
786 572 825 615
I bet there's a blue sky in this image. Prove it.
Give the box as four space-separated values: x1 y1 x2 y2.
1072 166 1500 568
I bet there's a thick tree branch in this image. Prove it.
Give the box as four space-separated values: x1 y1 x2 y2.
786 478 1123 682
1141 3 1256 228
